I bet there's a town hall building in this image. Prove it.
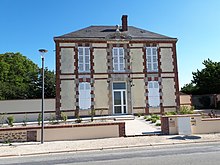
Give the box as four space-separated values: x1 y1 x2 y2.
54 15 180 118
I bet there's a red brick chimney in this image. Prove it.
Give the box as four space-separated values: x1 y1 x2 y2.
122 15 128 31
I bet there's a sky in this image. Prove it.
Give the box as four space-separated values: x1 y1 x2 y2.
0 0 220 88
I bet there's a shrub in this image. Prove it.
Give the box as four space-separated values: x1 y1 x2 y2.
179 106 194 114
155 123 161 126
6 116 15 127
61 112 68 123
151 118 157 123
38 113 42 125
165 111 177 116
150 114 160 120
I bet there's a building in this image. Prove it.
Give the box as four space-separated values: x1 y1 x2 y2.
54 15 180 118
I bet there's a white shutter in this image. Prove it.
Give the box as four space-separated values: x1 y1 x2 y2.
146 47 158 72
79 82 91 109
113 47 125 72
148 81 160 107
78 47 90 72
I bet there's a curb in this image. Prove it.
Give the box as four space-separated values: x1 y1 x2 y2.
0 139 220 158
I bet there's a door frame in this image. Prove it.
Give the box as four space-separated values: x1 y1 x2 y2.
112 82 127 114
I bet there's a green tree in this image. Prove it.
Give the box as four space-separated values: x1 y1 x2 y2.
181 83 198 95
37 68 56 98
181 59 220 94
0 52 39 99
0 52 55 100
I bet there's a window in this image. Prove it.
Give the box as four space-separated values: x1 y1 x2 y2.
79 82 91 109
78 47 90 72
148 81 160 107
112 47 125 72
146 47 158 72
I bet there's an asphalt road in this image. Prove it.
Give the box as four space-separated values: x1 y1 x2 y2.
1 142 220 165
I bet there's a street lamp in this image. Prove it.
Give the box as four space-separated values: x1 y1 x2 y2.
39 49 48 144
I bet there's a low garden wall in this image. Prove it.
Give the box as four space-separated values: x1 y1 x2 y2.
161 114 220 135
0 122 125 142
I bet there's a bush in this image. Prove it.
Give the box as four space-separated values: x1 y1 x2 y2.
151 118 157 123
165 111 177 115
150 114 160 120
155 123 161 126
61 112 68 123
179 106 194 114
38 113 42 125
6 116 15 127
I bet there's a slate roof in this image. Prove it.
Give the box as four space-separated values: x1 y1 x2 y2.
54 26 177 41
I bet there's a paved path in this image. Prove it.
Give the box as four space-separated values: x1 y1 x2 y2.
125 116 160 136
0 133 220 158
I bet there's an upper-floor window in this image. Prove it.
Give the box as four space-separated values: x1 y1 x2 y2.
79 82 91 110
146 47 158 72
148 81 160 107
112 47 125 72
78 47 90 72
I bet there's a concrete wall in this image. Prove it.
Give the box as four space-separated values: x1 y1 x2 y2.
36 124 119 141
0 99 55 122
180 94 191 107
161 114 220 135
0 122 125 142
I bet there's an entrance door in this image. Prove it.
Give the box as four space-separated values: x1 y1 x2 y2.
113 83 127 114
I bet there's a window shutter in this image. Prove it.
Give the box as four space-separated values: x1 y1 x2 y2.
79 82 91 109
146 47 158 72
78 47 90 72
113 47 125 72
148 81 160 107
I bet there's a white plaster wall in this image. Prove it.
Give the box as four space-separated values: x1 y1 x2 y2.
130 49 144 72
162 79 176 106
160 48 174 72
60 48 75 73
94 80 109 109
131 79 145 108
60 80 75 110
93 49 107 73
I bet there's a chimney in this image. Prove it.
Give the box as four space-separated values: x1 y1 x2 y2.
121 15 128 31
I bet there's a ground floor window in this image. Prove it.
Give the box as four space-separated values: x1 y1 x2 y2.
79 82 91 109
148 81 160 107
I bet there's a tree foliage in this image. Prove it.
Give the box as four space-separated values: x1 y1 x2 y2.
0 52 55 100
181 59 220 94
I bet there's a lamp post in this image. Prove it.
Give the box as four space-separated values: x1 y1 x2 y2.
39 49 48 144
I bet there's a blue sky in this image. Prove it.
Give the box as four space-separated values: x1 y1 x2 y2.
0 0 220 87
